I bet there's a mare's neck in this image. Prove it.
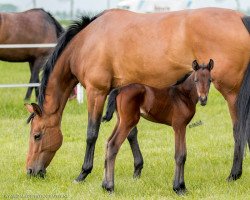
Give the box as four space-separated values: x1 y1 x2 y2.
42 58 77 125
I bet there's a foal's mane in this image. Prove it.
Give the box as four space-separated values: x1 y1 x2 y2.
38 12 103 108
173 72 192 86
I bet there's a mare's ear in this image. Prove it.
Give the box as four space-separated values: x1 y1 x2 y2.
208 59 214 71
24 103 42 117
24 103 34 113
192 60 199 71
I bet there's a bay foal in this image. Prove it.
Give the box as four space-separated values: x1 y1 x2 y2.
102 60 214 194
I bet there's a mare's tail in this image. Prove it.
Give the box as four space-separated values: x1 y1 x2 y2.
102 88 120 122
236 63 250 154
237 16 250 153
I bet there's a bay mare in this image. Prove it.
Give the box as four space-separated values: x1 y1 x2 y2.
101 60 213 194
0 8 63 100
25 7 250 184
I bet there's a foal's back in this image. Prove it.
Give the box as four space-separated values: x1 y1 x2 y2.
117 80 197 126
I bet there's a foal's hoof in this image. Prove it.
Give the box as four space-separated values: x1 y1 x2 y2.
227 172 242 182
173 183 187 195
102 180 114 193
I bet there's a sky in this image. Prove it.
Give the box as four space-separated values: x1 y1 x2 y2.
2 0 250 14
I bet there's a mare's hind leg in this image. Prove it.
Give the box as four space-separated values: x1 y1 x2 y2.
127 126 144 178
24 58 44 101
172 124 187 195
24 61 35 101
224 93 243 181
75 87 108 182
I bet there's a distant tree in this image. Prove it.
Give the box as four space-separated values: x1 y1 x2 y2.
0 4 18 12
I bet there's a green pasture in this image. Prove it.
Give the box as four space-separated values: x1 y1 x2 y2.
1 62 250 199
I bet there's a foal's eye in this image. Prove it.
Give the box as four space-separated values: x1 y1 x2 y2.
194 79 198 83
34 133 42 141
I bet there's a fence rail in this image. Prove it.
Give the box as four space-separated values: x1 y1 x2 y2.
0 83 40 88
0 43 84 103
0 43 56 48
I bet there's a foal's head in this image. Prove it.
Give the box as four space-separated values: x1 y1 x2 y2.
192 59 214 106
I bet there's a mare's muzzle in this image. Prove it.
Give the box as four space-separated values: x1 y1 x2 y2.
27 167 46 178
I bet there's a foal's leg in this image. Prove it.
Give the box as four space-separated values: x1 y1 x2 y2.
75 87 108 182
102 125 135 192
127 126 144 178
172 124 187 195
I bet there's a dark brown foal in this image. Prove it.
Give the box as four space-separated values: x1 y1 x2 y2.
102 59 214 194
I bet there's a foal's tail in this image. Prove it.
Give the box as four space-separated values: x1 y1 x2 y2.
102 88 120 122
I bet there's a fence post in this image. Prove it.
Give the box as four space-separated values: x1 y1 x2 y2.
77 83 84 104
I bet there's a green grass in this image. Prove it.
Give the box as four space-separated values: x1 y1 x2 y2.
1 61 250 199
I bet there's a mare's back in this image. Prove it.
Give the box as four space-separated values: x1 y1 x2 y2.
75 8 248 89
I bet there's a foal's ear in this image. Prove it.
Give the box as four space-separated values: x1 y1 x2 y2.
24 103 42 117
208 59 214 71
192 60 199 71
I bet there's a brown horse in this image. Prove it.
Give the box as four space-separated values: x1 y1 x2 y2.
101 60 213 194
24 8 250 183
0 8 63 100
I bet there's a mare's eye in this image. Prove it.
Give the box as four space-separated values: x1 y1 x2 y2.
34 133 42 141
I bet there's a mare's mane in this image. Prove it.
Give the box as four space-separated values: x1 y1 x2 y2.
38 12 103 108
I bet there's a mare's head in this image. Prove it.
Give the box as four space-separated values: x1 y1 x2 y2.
25 103 63 178
192 59 214 106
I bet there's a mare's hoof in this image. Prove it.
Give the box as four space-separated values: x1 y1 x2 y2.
227 172 242 182
102 180 114 193
74 172 88 182
133 168 142 179
173 183 187 195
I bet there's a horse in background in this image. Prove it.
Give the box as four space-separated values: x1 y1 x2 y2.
24 8 250 184
102 60 213 194
0 8 64 100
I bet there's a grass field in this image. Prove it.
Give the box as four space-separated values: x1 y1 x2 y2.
1 61 250 200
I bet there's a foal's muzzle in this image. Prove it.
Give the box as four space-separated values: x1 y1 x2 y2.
199 96 207 106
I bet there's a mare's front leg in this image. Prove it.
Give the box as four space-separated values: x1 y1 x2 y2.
172 124 187 195
127 126 144 178
75 86 108 182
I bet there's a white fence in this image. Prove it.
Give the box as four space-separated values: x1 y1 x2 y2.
0 43 84 103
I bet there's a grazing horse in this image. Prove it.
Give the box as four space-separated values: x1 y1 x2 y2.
24 8 250 183
101 60 213 194
0 8 64 100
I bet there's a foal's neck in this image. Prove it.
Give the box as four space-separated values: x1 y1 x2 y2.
176 73 198 104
